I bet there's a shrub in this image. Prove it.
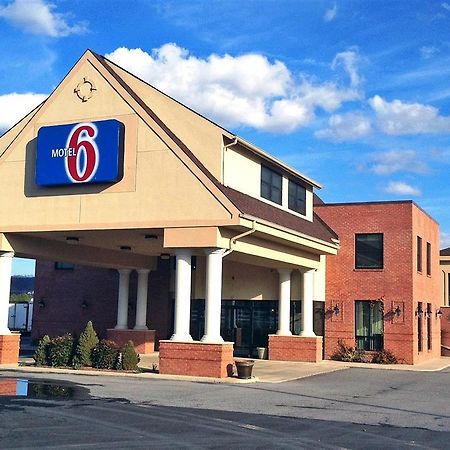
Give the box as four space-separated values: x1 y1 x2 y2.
92 340 119 369
121 341 140 371
48 334 75 367
331 339 365 362
371 349 397 364
73 321 99 368
34 335 51 366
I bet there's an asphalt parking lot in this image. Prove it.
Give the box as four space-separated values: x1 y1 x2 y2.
0 367 449 449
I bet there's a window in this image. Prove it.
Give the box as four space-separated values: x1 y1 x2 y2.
418 302 423 352
355 301 384 351
426 242 431 276
355 233 383 269
261 165 282 205
417 236 422 272
427 303 432 351
54 262 75 270
288 180 306 215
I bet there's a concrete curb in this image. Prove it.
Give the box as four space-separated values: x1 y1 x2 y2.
0 364 259 384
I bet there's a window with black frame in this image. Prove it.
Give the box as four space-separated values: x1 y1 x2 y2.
355 233 383 269
426 242 431 276
288 180 306 215
355 300 384 351
261 165 282 205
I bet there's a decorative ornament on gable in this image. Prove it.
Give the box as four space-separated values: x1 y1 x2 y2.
74 77 97 102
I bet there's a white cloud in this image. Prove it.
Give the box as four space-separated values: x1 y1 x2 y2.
369 95 450 135
332 49 362 87
384 181 421 196
442 2 450 11
324 3 337 22
0 0 87 37
420 46 439 59
368 150 429 175
315 112 372 141
106 44 361 133
0 93 47 133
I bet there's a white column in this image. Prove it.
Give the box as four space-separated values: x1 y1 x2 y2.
115 269 131 330
134 269 150 330
300 269 316 337
276 268 292 336
0 252 13 335
171 249 193 342
201 249 225 343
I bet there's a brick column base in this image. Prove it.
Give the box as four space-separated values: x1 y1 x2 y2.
159 341 234 378
268 334 323 362
0 333 20 365
106 329 156 354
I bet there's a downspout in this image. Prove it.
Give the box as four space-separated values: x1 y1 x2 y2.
223 220 257 258
222 137 238 185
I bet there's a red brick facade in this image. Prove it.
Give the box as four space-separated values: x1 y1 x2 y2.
159 341 234 378
33 258 172 344
268 335 322 362
0 333 20 365
316 201 441 364
106 329 155 354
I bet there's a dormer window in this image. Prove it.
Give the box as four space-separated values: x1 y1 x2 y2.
288 180 306 215
261 165 282 205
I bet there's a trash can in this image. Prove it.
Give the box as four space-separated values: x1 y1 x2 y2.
256 347 267 360
235 360 255 379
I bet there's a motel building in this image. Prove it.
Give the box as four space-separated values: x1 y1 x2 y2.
0 50 443 376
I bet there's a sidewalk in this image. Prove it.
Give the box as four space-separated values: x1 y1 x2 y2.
4 354 448 384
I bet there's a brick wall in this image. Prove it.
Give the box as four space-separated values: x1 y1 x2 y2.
32 259 172 344
268 335 322 362
316 201 440 364
159 341 234 378
0 333 20 365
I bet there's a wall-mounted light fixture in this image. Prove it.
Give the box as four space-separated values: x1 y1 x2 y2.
66 236 79 245
436 309 443 319
38 299 46 308
415 306 423 318
424 305 432 319
328 304 340 315
160 253 170 260
394 305 402 317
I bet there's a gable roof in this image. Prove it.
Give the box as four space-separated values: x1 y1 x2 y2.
0 49 337 248
95 52 320 189
221 186 338 244
441 247 450 256
91 52 337 246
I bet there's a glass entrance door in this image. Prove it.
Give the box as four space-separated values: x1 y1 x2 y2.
355 300 384 350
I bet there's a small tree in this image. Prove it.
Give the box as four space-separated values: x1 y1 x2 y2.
34 335 51 366
48 334 75 367
73 321 99 368
92 340 119 369
121 341 140 371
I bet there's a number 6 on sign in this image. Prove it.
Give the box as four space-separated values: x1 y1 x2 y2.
65 123 99 183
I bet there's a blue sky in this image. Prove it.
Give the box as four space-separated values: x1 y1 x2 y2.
2 0 450 275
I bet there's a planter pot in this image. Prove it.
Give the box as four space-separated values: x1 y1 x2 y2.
256 347 267 360
235 360 254 379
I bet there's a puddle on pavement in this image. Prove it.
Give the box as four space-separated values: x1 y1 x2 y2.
0 378 77 399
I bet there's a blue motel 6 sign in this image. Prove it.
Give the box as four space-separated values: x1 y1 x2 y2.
36 119 124 186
